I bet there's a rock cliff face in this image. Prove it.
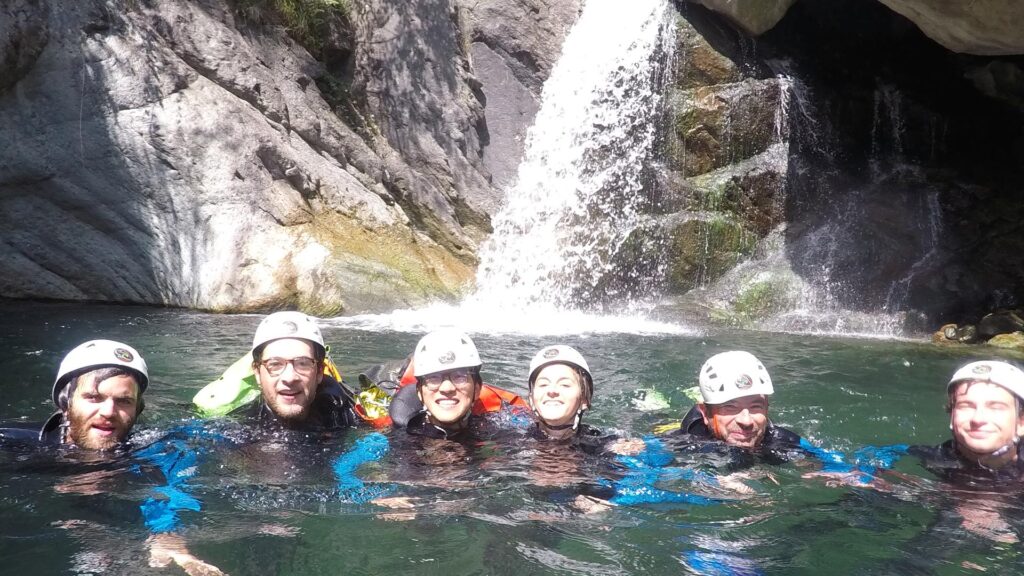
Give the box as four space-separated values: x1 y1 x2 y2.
0 0 577 314
689 0 1024 55
659 0 1024 330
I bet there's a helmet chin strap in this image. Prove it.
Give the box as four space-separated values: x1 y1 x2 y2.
536 406 585 436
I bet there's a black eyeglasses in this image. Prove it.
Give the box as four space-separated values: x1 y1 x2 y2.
260 357 318 376
421 369 474 391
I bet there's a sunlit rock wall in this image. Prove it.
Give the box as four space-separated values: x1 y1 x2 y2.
0 0 574 314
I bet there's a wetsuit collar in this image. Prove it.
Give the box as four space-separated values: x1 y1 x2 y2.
40 411 66 443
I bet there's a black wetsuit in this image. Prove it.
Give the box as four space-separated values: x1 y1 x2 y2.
404 410 490 440
529 422 620 456
670 405 804 468
908 440 1024 485
239 375 359 432
0 412 67 447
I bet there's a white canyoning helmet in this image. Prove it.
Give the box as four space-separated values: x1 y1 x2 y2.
528 345 594 404
698 351 774 405
52 340 149 409
412 329 481 377
251 311 326 357
947 360 1024 403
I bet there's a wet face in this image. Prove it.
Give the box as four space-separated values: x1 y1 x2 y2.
701 395 769 448
417 369 480 427
950 381 1024 460
531 363 586 427
255 339 323 423
66 373 140 450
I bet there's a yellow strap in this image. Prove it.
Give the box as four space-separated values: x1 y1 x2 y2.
653 422 682 434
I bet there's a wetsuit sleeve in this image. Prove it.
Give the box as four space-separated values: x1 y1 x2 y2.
135 433 205 533
797 438 909 482
607 435 720 506
332 432 396 504
852 444 910 475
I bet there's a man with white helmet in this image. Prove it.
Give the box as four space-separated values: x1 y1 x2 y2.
678 351 801 451
247 311 358 430
399 329 485 439
0 339 149 449
910 360 1024 475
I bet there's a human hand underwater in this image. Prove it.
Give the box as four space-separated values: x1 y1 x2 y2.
148 533 227 576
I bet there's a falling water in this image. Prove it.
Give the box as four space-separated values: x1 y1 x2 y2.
471 0 674 312
884 189 944 312
330 0 691 336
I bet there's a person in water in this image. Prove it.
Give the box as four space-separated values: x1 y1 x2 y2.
398 328 488 439
0 340 225 575
528 345 595 438
904 360 1024 480
247 311 358 431
862 361 1024 546
0 339 148 449
677 350 801 451
525 344 635 454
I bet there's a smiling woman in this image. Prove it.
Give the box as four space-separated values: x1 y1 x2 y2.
527 345 594 440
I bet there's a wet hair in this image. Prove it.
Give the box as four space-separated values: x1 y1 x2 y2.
946 380 1024 414
252 340 326 368
60 367 142 412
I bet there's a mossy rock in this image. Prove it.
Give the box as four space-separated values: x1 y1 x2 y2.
674 14 742 91
734 278 794 319
987 332 1024 350
669 79 784 178
666 217 756 292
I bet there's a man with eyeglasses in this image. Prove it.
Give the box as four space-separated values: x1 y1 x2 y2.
248 311 358 430
402 329 486 439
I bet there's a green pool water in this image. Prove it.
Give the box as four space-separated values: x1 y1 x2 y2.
1 301 1022 575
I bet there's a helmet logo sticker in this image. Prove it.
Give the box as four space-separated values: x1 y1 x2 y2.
735 374 753 390
543 348 560 359
280 321 298 335
438 351 456 365
973 364 992 375
114 348 134 363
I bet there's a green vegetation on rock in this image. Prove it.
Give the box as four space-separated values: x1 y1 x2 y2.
667 216 756 293
734 278 791 318
233 0 350 55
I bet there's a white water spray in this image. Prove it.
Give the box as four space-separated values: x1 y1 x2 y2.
471 0 673 312
330 0 693 336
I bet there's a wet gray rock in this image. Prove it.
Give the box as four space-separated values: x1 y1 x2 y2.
684 0 797 36
0 0 578 314
458 0 582 191
978 310 1024 340
690 0 1024 56
875 0 1024 56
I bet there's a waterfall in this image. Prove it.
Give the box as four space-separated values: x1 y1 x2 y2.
330 0 691 336
471 0 674 312
884 189 943 312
